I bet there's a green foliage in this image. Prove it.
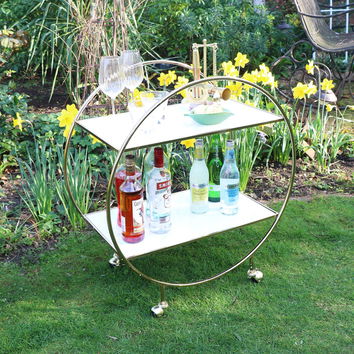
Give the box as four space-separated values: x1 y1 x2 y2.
139 0 286 65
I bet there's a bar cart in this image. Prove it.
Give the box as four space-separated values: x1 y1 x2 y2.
64 60 295 317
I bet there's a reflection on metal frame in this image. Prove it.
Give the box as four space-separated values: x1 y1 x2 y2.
64 60 296 289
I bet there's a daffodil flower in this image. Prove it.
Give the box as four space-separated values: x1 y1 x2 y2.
221 61 239 77
306 60 315 75
226 81 243 99
13 112 25 131
90 134 102 144
57 104 78 138
321 78 335 91
234 52 249 68
305 81 318 97
292 82 308 100
181 138 196 149
174 76 189 98
326 104 335 112
348 105 354 110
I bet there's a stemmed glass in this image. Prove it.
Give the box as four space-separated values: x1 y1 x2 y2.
121 50 144 93
99 56 125 115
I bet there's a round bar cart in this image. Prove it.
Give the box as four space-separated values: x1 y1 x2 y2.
64 60 295 317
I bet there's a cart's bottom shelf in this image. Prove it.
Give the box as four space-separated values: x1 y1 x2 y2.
84 190 278 260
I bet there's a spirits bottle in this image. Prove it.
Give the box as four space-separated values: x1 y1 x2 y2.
115 154 142 227
190 138 209 214
147 147 172 233
119 154 144 243
220 140 240 215
207 134 224 202
143 146 169 216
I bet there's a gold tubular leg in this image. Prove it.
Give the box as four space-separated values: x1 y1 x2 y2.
151 285 168 317
159 284 169 309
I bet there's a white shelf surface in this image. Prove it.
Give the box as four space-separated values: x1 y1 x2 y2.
77 100 282 151
84 190 277 260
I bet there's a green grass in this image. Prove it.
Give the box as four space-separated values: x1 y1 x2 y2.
0 195 352 353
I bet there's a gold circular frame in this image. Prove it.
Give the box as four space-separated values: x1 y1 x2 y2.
64 60 295 288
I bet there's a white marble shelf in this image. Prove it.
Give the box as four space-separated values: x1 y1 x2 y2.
84 190 277 260
77 100 282 151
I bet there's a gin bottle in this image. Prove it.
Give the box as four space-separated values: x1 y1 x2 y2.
220 140 239 215
207 134 224 202
189 139 209 214
119 155 144 243
147 147 172 233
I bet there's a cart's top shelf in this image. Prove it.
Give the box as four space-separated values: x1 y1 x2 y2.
77 100 282 151
84 190 277 260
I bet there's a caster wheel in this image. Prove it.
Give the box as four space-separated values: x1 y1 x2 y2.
247 268 263 283
108 254 120 268
151 305 164 318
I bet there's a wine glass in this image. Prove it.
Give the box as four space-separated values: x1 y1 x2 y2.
121 50 144 93
99 56 125 115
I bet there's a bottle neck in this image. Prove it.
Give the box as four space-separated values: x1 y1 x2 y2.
194 147 204 160
225 147 236 161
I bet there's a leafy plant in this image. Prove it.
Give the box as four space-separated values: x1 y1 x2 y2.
55 147 95 229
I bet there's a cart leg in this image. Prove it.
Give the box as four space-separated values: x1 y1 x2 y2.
151 284 169 317
108 253 120 267
247 256 264 283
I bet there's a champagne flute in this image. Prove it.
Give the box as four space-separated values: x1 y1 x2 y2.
99 56 125 115
121 50 144 93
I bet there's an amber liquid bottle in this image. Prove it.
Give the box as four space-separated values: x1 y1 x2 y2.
119 155 144 243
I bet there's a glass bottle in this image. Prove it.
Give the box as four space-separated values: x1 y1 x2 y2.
220 140 240 215
143 146 169 216
115 153 142 227
189 138 209 214
147 147 172 233
119 154 144 243
207 134 224 202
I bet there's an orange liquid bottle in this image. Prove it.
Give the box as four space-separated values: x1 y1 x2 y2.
119 155 144 243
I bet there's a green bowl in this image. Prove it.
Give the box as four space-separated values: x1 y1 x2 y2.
185 109 233 125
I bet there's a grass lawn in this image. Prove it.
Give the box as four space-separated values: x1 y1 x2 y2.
0 195 352 353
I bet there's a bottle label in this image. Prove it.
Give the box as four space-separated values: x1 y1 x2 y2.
150 180 171 224
209 183 220 198
191 184 208 202
221 179 239 204
132 197 144 234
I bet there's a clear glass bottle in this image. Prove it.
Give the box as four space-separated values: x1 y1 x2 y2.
207 134 224 202
147 147 172 233
220 140 240 215
189 138 209 214
143 146 169 216
115 153 142 227
119 155 144 243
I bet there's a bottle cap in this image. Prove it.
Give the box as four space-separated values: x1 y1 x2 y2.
226 139 234 148
125 154 135 173
154 147 164 168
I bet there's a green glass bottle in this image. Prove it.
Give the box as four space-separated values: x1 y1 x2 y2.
207 134 224 202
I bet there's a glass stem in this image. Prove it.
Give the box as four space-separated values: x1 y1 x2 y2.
111 99 116 115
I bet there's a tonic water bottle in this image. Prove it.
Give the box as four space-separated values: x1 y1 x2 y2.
220 140 239 215
190 139 209 214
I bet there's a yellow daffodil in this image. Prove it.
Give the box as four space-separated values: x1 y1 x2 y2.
321 78 335 91
348 105 354 110
305 81 318 97
13 112 25 131
181 138 196 149
158 71 177 86
132 88 143 107
89 134 102 144
326 104 335 112
242 71 257 91
221 61 239 77
306 60 315 75
292 82 308 99
57 104 78 138
245 100 255 107
174 76 189 98
226 81 243 99
259 63 270 74
234 52 249 68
